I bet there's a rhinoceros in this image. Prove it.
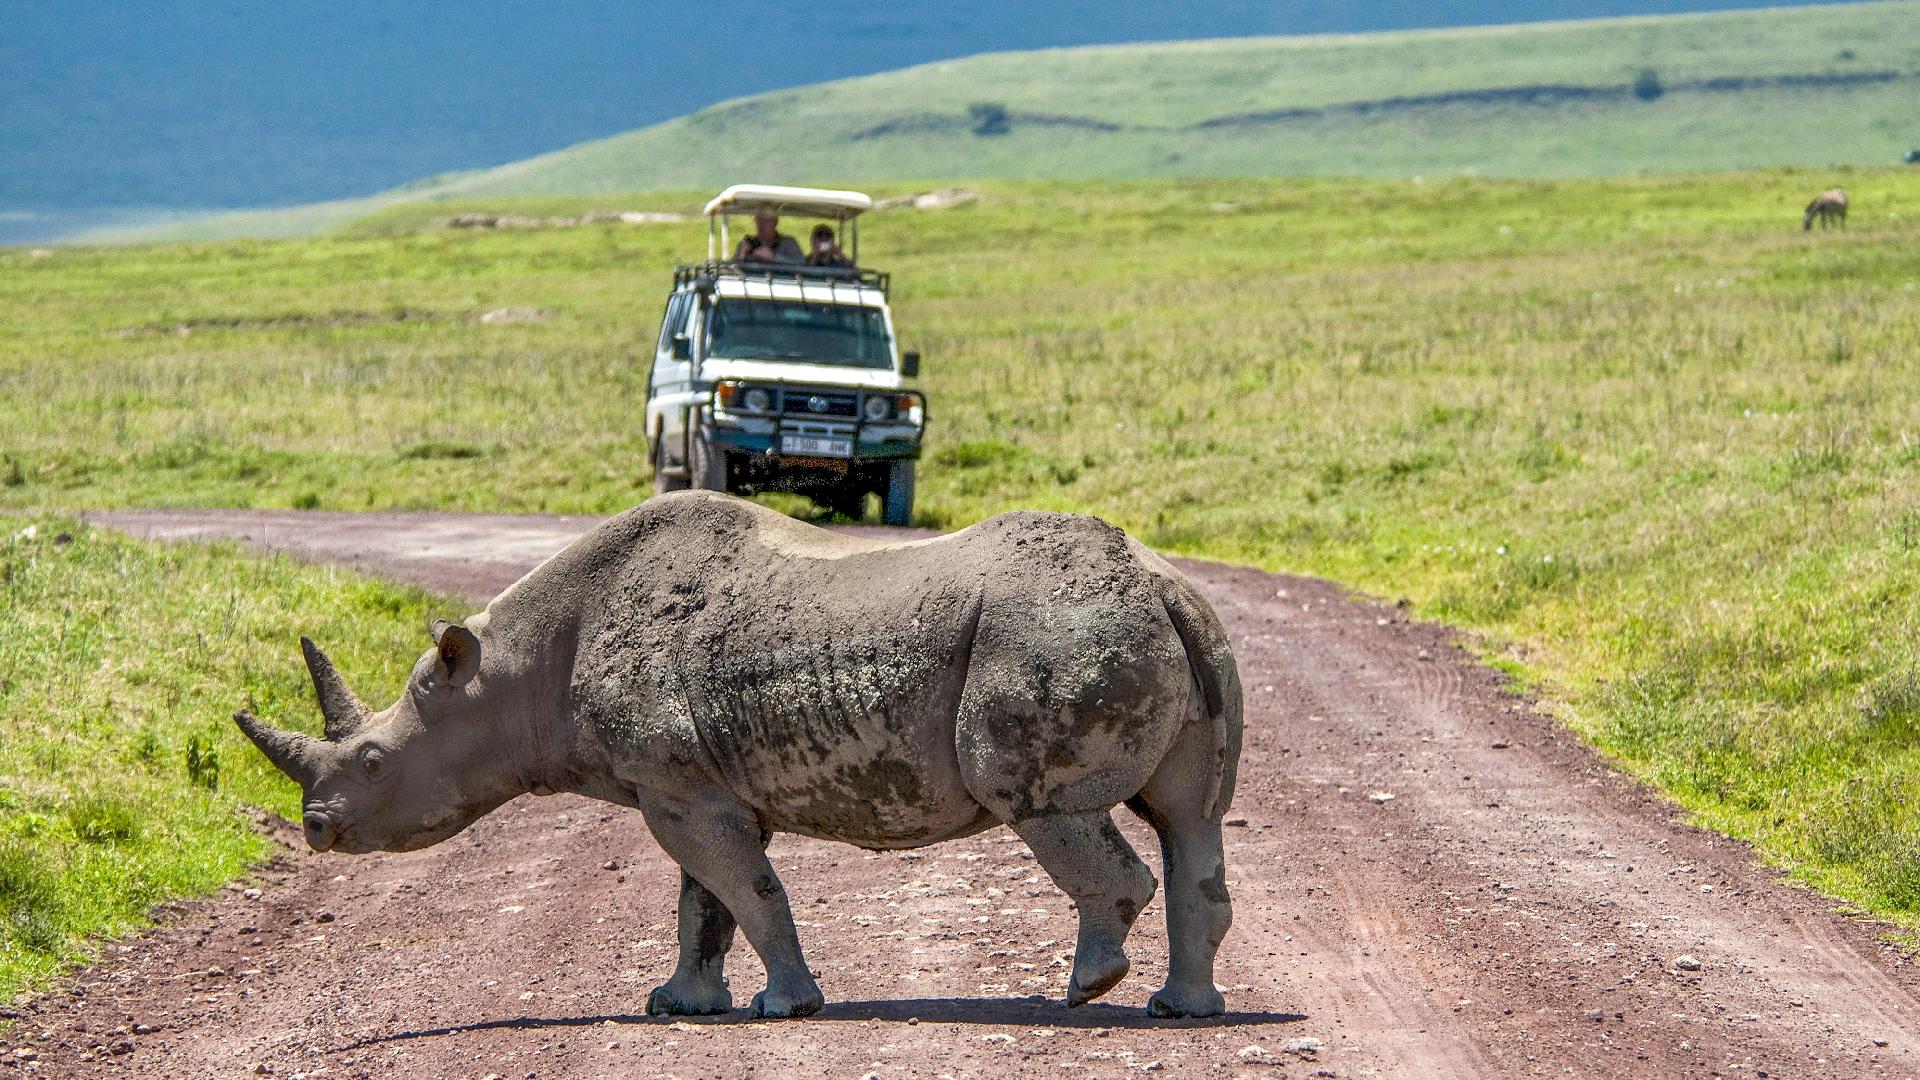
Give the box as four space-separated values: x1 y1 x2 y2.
235 491 1243 1019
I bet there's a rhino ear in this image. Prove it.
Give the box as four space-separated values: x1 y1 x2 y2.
431 619 482 688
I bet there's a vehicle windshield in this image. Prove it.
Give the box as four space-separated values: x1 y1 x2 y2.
706 299 892 369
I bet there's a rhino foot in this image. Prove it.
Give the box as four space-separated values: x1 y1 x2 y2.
645 979 732 1017
1065 944 1130 1007
1145 983 1226 1019
748 980 825 1020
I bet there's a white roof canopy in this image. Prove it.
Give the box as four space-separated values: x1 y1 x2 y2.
703 184 873 221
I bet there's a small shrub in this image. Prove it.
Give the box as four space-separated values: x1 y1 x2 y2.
399 441 485 461
1516 438 1574 480
291 491 322 510
1 458 22 487
968 102 1011 137
1315 460 1352 489
185 734 220 791
1632 68 1664 102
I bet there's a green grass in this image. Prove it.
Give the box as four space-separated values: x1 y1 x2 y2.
0 518 462 994
81 1 1920 243
6 164 1920 960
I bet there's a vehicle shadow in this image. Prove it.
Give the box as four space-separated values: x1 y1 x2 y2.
336 997 1306 1050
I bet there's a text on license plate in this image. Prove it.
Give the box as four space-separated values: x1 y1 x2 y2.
780 434 853 457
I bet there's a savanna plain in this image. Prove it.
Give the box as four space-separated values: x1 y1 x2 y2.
2 169 1919 1001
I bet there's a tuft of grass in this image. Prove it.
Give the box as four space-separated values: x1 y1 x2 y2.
65 794 142 845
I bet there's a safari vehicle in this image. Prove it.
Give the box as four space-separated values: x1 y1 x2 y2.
645 184 925 526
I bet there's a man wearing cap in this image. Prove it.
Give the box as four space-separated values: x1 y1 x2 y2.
734 211 803 263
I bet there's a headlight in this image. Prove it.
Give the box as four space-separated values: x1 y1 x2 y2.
863 395 894 422
744 387 772 412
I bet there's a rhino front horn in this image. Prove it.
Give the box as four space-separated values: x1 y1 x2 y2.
301 636 372 741
232 709 323 787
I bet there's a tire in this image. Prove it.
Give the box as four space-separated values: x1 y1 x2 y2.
881 461 915 527
828 486 868 522
651 436 689 495
688 418 729 492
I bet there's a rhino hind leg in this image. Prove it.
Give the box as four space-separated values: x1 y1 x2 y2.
637 797 825 1019
1125 720 1234 1019
1009 810 1158 1007
645 871 738 1016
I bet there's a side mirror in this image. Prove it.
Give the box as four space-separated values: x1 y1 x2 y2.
901 351 921 378
671 333 692 361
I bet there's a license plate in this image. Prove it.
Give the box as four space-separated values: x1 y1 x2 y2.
781 434 852 457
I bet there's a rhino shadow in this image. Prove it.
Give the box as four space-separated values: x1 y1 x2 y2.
336 998 1306 1049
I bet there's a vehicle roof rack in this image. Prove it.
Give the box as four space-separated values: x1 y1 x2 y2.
704 184 874 264
674 260 890 299
702 185 872 221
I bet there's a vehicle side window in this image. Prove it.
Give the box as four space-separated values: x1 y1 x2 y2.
655 293 690 357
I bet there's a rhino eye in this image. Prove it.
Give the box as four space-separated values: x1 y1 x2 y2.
360 747 386 780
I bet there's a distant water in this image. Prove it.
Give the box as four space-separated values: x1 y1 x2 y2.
0 208 220 246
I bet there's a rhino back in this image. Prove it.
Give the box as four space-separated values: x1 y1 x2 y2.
568 495 991 847
561 495 1196 845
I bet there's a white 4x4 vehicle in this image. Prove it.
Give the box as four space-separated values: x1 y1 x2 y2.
645 185 925 526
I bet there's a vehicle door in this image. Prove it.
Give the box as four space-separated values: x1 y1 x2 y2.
647 291 696 468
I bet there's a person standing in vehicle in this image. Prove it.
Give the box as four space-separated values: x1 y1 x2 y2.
805 224 852 268
735 211 803 263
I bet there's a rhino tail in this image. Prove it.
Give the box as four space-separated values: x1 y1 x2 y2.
1158 576 1244 821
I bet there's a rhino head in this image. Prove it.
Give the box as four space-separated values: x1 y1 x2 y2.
234 621 523 854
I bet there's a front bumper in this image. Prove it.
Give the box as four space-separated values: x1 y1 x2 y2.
706 381 924 464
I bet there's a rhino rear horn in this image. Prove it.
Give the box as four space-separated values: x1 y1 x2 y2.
233 710 323 786
301 636 372 741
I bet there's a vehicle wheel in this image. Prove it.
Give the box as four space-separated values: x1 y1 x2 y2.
651 437 689 495
688 420 729 492
881 461 915 527
828 486 868 522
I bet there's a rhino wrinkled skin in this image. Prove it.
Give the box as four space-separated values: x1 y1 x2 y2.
236 491 1244 1019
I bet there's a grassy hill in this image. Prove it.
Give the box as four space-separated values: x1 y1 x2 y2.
78 1 1920 243
25 2 1861 243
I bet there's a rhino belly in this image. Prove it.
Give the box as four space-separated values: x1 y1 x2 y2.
743 723 997 849
684 611 994 848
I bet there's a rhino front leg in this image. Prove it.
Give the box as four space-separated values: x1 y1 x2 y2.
645 871 738 1016
637 796 824 1019
1009 810 1158 1007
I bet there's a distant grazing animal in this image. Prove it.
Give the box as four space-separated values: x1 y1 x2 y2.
235 491 1245 1020
1804 188 1848 231
1906 149 1920 165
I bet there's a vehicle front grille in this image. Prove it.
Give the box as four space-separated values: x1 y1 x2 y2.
780 390 859 418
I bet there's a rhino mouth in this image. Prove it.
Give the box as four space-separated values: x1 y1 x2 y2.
302 806 380 854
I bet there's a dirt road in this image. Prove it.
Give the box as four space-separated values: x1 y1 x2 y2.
17 508 1919 1078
